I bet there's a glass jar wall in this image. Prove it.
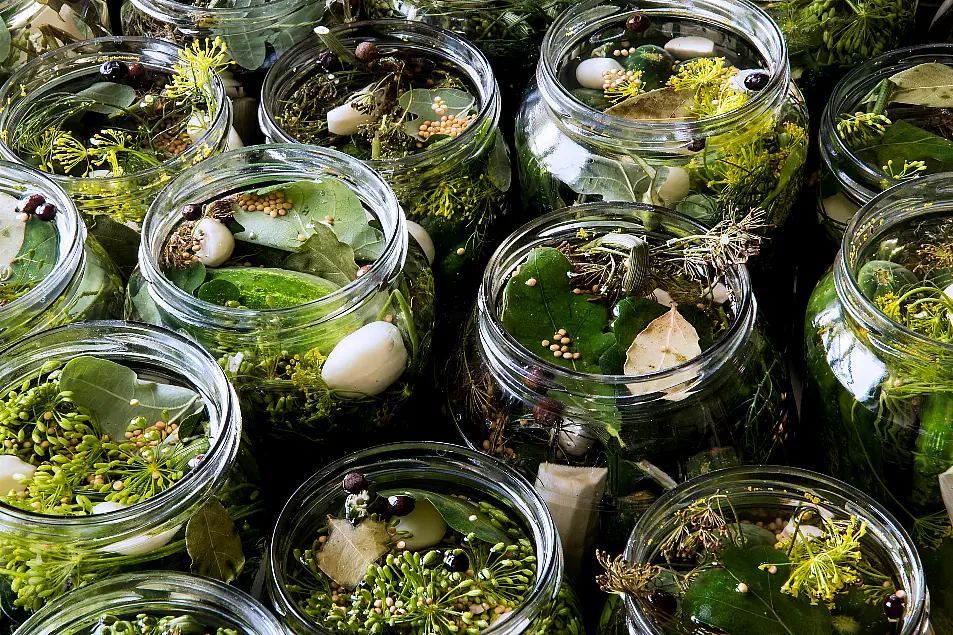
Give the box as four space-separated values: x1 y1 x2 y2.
0 322 263 631
127 144 435 500
0 161 123 348
259 20 510 326
267 442 585 635
445 202 796 578
14 571 285 635
803 174 953 634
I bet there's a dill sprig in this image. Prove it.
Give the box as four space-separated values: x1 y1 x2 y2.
595 550 660 595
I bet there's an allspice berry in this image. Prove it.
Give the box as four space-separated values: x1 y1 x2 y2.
355 41 378 64
343 471 369 494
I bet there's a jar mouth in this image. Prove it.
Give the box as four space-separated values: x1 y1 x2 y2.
538 0 789 141
130 0 307 22
260 19 501 169
14 571 285 635
0 160 83 323
268 442 562 635
478 202 753 394
139 144 407 326
837 172 953 354
822 44 953 205
624 465 928 635
0 321 239 542
0 37 230 187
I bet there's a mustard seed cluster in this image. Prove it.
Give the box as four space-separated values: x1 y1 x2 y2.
237 189 294 218
418 113 477 139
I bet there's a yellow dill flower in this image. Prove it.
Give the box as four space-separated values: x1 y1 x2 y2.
164 37 231 117
667 58 749 118
602 68 644 103
873 292 901 320
782 121 808 148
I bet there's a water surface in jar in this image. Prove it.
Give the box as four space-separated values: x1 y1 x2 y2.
0 192 60 305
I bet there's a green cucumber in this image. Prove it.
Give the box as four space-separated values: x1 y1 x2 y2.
622 45 675 91
203 267 339 309
856 260 917 300
571 88 609 110
911 392 953 509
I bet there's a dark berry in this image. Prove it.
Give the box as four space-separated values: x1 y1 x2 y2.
100 60 129 82
16 193 45 215
443 551 469 572
626 14 651 32
355 42 379 64
687 138 705 152
35 203 57 222
646 590 678 616
883 595 905 621
533 397 564 429
342 471 369 494
182 203 203 221
743 71 770 91
127 62 147 81
387 495 415 516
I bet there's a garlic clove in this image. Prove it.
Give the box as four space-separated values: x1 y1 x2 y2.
557 422 596 458
407 220 435 264
647 288 674 307
92 501 127 514
664 36 717 60
321 321 408 398
226 126 245 151
575 57 624 90
327 88 378 136
656 166 691 207
394 499 447 550
822 192 861 224
194 218 235 268
92 501 181 555
0 455 35 496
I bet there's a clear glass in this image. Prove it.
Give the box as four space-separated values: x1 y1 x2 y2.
14 571 285 635
803 174 953 635
817 44 953 242
0 321 263 628
260 20 510 317
127 144 435 499
0 0 111 82
0 160 123 347
445 202 796 578
622 466 931 635
267 441 585 635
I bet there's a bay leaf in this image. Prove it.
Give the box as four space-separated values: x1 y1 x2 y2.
606 87 695 121
0 193 24 270
9 217 58 285
77 82 137 115
281 222 359 287
186 496 245 584
612 297 669 351
204 266 339 309
164 260 206 294
888 62 953 108
397 88 475 139
315 516 390 589
682 546 832 635
500 247 608 371
58 355 203 439
384 488 511 545
0 17 10 63
624 305 701 396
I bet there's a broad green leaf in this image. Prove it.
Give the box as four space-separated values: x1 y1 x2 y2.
196 278 241 305
204 266 339 309
85 214 141 278
268 0 326 53
549 388 624 447
682 546 832 635
0 17 10 64
58 356 203 439
164 261 207 294
856 120 953 175
232 205 311 252
9 217 58 285
612 297 668 351
676 193 721 226
888 62 953 108
220 30 268 70
598 344 625 374
500 247 608 371
385 488 511 545
571 154 652 203
77 82 137 114
397 88 475 139
0 193 24 270
186 497 245 584
281 222 359 287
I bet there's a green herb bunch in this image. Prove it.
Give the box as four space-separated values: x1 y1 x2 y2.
92 612 238 635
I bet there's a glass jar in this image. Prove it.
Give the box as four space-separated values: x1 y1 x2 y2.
0 37 232 275
14 571 285 635
0 321 264 630
128 144 435 500
817 44 953 243
803 173 953 634
0 161 123 348
260 20 511 324
618 466 931 635
445 202 796 578
0 0 111 82
267 441 585 635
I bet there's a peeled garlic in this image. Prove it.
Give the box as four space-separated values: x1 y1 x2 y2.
0 455 35 496
93 501 181 556
394 500 447 550
648 288 674 307
655 167 690 207
327 86 378 136
226 127 245 151
664 36 716 60
321 321 408 397
557 422 596 458
575 58 624 90
194 218 235 268
407 220 435 264
822 192 861 224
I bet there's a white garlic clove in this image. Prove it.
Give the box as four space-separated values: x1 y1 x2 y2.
557 422 596 458
92 501 127 514
648 288 674 307
394 499 447 550
321 321 408 398
226 126 245 151
407 220 435 264
664 36 717 60
576 58 624 90
656 166 691 207
705 282 730 305
0 455 35 495
92 501 181 555
779 519 825 543
327 88 377 136
194 218 235 268
822 192 861 224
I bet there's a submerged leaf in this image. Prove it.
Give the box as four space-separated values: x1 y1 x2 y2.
316 516 391 589
856 120 953 174
77 82 137 114
282 222 359 287
186 497 246 583
397 88 475 139
164 260 207 294
605 87 694 121
888 62 953 108
624 305 701 396
203 266 339 309
385 489 511 545
9 217 57 285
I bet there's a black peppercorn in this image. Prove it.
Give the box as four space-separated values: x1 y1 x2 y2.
626 14 651 32
182 203 203 221
35 203 57 222
743 71 770 91
444 551 469 572
16 193 45 215
387 495 416 516
884 595 905 621
100 60 129 82
355 42 379 64
646 590 678 616
687 138 705 152
127 62 147 81
343 471 369 494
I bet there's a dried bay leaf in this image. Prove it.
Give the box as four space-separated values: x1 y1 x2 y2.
624 305 701 396
316 516 390 589
606 88 695 121
281 222 359 287
186 496 245 584
888 62 953 108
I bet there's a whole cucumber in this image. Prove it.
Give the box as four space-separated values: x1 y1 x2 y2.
623 45 675 91
911 392 953 510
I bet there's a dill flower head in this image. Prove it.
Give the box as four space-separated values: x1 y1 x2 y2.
164 37 231 115
666 57 749 118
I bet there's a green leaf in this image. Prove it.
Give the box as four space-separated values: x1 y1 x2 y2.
204 266 339 309
605 87 694 121
9 218 58 286
77 82 137 115
0 17 10 64
397 88 475 139
500 247 608 371
220 30 268 70
599 344 625 374
281 223 359 287
856 120 953 175
487 131 512 191
164 261 207 294
58 356 203 440
385 488 511 545
549 388 624 447
85 214 141 279
887 62 953 108
186 496 245 584
676 193 721 226
196 278 241 305
682 546 833 635
612 297 668 350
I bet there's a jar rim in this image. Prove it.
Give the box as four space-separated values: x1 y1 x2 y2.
128 0 310 22
0 36 230 187
259 19 501 170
